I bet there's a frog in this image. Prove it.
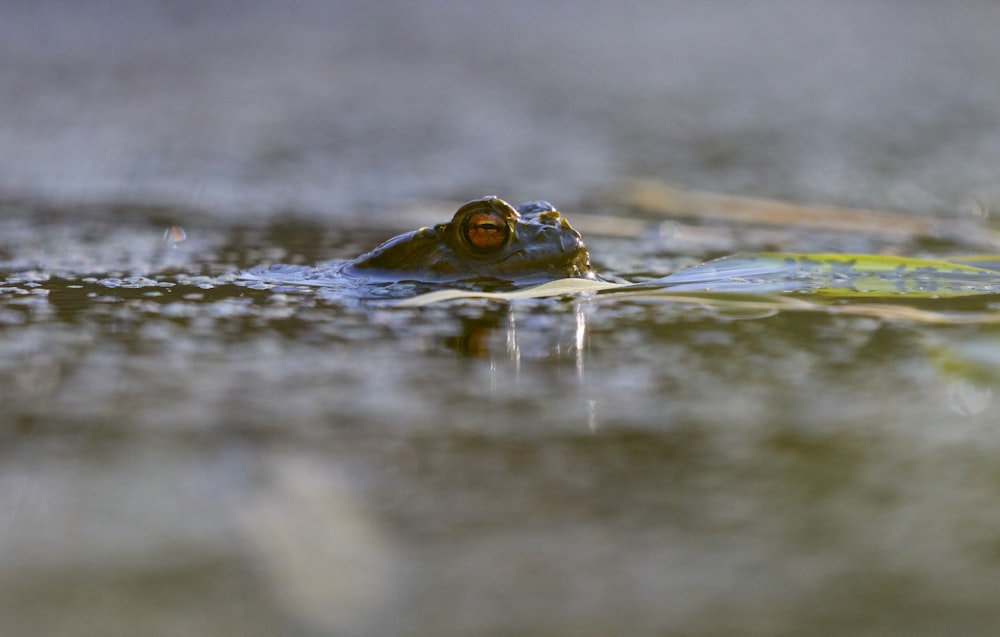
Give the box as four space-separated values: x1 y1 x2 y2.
239 196 595 295
341 196 594 283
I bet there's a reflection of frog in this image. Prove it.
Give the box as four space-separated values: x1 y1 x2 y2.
342 197 594 283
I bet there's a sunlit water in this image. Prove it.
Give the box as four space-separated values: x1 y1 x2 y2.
4 206 1000 637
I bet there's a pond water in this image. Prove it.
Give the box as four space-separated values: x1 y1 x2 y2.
5 2 1000 636
4 200 1000 637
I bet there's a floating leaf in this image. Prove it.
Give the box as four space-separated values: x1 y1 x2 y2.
399 252 1000 324
624 253 1000 297
396 278 619 306
945 255 1000 272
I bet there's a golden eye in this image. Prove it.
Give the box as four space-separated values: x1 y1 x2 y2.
462 210 510 251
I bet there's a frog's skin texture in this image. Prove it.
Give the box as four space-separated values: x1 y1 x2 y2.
342 196 594 283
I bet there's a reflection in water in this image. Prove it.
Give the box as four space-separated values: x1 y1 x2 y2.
506 305 520 373
440 300 599 431
442 309 505 360
433 294 1000 435
572 303 601 432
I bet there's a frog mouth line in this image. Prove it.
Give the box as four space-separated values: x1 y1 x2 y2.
495 249 528 264
493 248 576 268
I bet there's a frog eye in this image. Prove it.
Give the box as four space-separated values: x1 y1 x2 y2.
462 210 510 252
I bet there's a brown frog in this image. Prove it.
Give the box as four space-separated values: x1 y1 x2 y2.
341 196 594 283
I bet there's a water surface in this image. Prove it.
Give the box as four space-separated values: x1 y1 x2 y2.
4 202 1000 637
5 2 1000 636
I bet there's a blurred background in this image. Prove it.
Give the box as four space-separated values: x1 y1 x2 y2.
3 0 999 217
